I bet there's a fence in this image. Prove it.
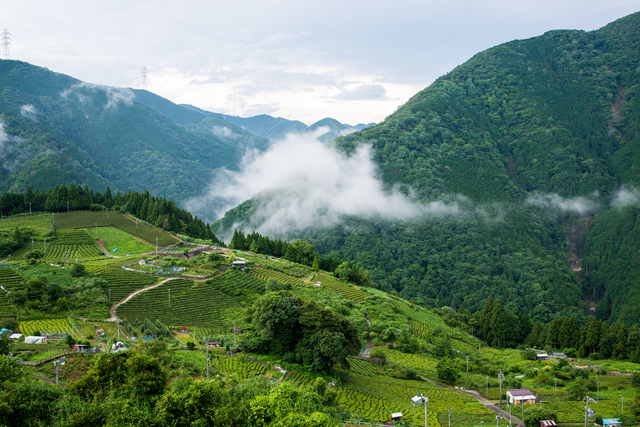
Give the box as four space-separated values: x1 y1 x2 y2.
20 350 76 367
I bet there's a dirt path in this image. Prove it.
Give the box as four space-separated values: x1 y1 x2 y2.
364 313 372 349
107 277 182 322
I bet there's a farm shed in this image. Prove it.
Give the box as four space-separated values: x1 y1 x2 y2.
552 352 566 358
9 333 23 340
603 419 621 427
507 389 536 405
180 326 188 333
536 353 549 360
96 329 105 337
0 327 12 336
391 412 403 423
138 260 146 266
72 344 89 353
25 336 47 344
314 281 322 286
232 260 246 270
540 420 556 427
208 340 221 347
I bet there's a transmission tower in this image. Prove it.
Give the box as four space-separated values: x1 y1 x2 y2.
142 67 148 90
1 30 10 60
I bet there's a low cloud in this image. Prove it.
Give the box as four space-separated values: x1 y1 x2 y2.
186 129 460 237
20 104 38 121
211 125 237 139
525 192 598 215
612 185 640 209
61 83 134 109
0 120 25 174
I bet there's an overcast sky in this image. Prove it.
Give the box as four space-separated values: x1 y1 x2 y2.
3 1 639 125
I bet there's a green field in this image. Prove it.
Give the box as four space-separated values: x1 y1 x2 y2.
0 267 26 317
97 267 157 303
52 211 178 246
116 277 243 331
241 254 310 278
209 355 267 379
19 318 79 339
314 273 369 303
10 241 103 262
91 227 155 255
251 267 303 286
206 268 266 298
0 213 51 232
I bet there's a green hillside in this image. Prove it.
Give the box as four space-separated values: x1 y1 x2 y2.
216 12 640 324
0 60 248 202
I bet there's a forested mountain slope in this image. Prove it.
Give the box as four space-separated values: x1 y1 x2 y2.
216 12 640 324
0 60 255 202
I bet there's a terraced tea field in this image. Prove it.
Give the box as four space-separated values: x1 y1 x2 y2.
206 269 266 297
0 267 26 317
93 267 157 302
314 274 369 303
116 278 242 330
11 242 102 262
20 318 79 339
51 229 95 245
284 371 314 386
52 211 178 246
335 373 496 426
411 320 435 339
347 356 383 376
250 267 302 286
380 348 438 378
242 254 310 278
209 355 267 379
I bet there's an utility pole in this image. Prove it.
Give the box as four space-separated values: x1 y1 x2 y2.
448 409 452 427
233 321 237 345
486 376 489 399
168 289 171 307
466 356 470 389
498 369 504 406
95 222 97 237
156 237 158 256
1 30 10 59
109 289 111 302
585 396 590 427
554 377 557 399
29 203 31 215
142 67 148 90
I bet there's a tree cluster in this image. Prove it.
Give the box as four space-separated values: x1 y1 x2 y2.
242 291 360 372
229 229 316 266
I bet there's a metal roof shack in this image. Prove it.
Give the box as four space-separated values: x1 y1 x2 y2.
603 419 621 427
541 420 556 427
507 389 537 405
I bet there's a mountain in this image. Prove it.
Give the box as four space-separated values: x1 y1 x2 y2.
215 12 640 324
0 60 266 202
180 104 375 142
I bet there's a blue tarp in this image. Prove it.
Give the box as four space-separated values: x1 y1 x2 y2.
112 248 119 252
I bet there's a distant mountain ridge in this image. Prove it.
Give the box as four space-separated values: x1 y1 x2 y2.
180 104 375 142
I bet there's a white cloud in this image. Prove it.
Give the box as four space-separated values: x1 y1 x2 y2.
0 121 25 173
612 185 640 209
60 83 134 109
211 125 237 139
20 104 38 120
525 192 598 214
186 129 460 237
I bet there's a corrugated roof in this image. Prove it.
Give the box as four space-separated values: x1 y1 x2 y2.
508 389 534 396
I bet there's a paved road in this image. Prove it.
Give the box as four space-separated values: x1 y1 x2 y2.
418 376 524 427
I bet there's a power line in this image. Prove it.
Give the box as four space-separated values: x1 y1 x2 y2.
1 29 11 59
142 67 148 90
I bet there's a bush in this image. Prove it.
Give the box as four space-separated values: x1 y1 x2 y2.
523 407 558 427
521 349 537 360
436 358 461 385
185 341 196 350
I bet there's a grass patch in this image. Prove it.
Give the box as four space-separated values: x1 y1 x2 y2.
92 227 154 255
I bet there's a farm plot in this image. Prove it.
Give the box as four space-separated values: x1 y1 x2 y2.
250 267 302 286
0 267 27 317
53 211 178 246
338 374 496 426
242 254 310 278
91 227 154 255
314 274 368 303
116 279 243 330
20 318 79 339
209 355 267 379
97 268 157 302
411 320 435 340
380 348 438 378
284 371 314 387
347 357 383 376
11 242 102 262
206 269 266 297
50 229 95 245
